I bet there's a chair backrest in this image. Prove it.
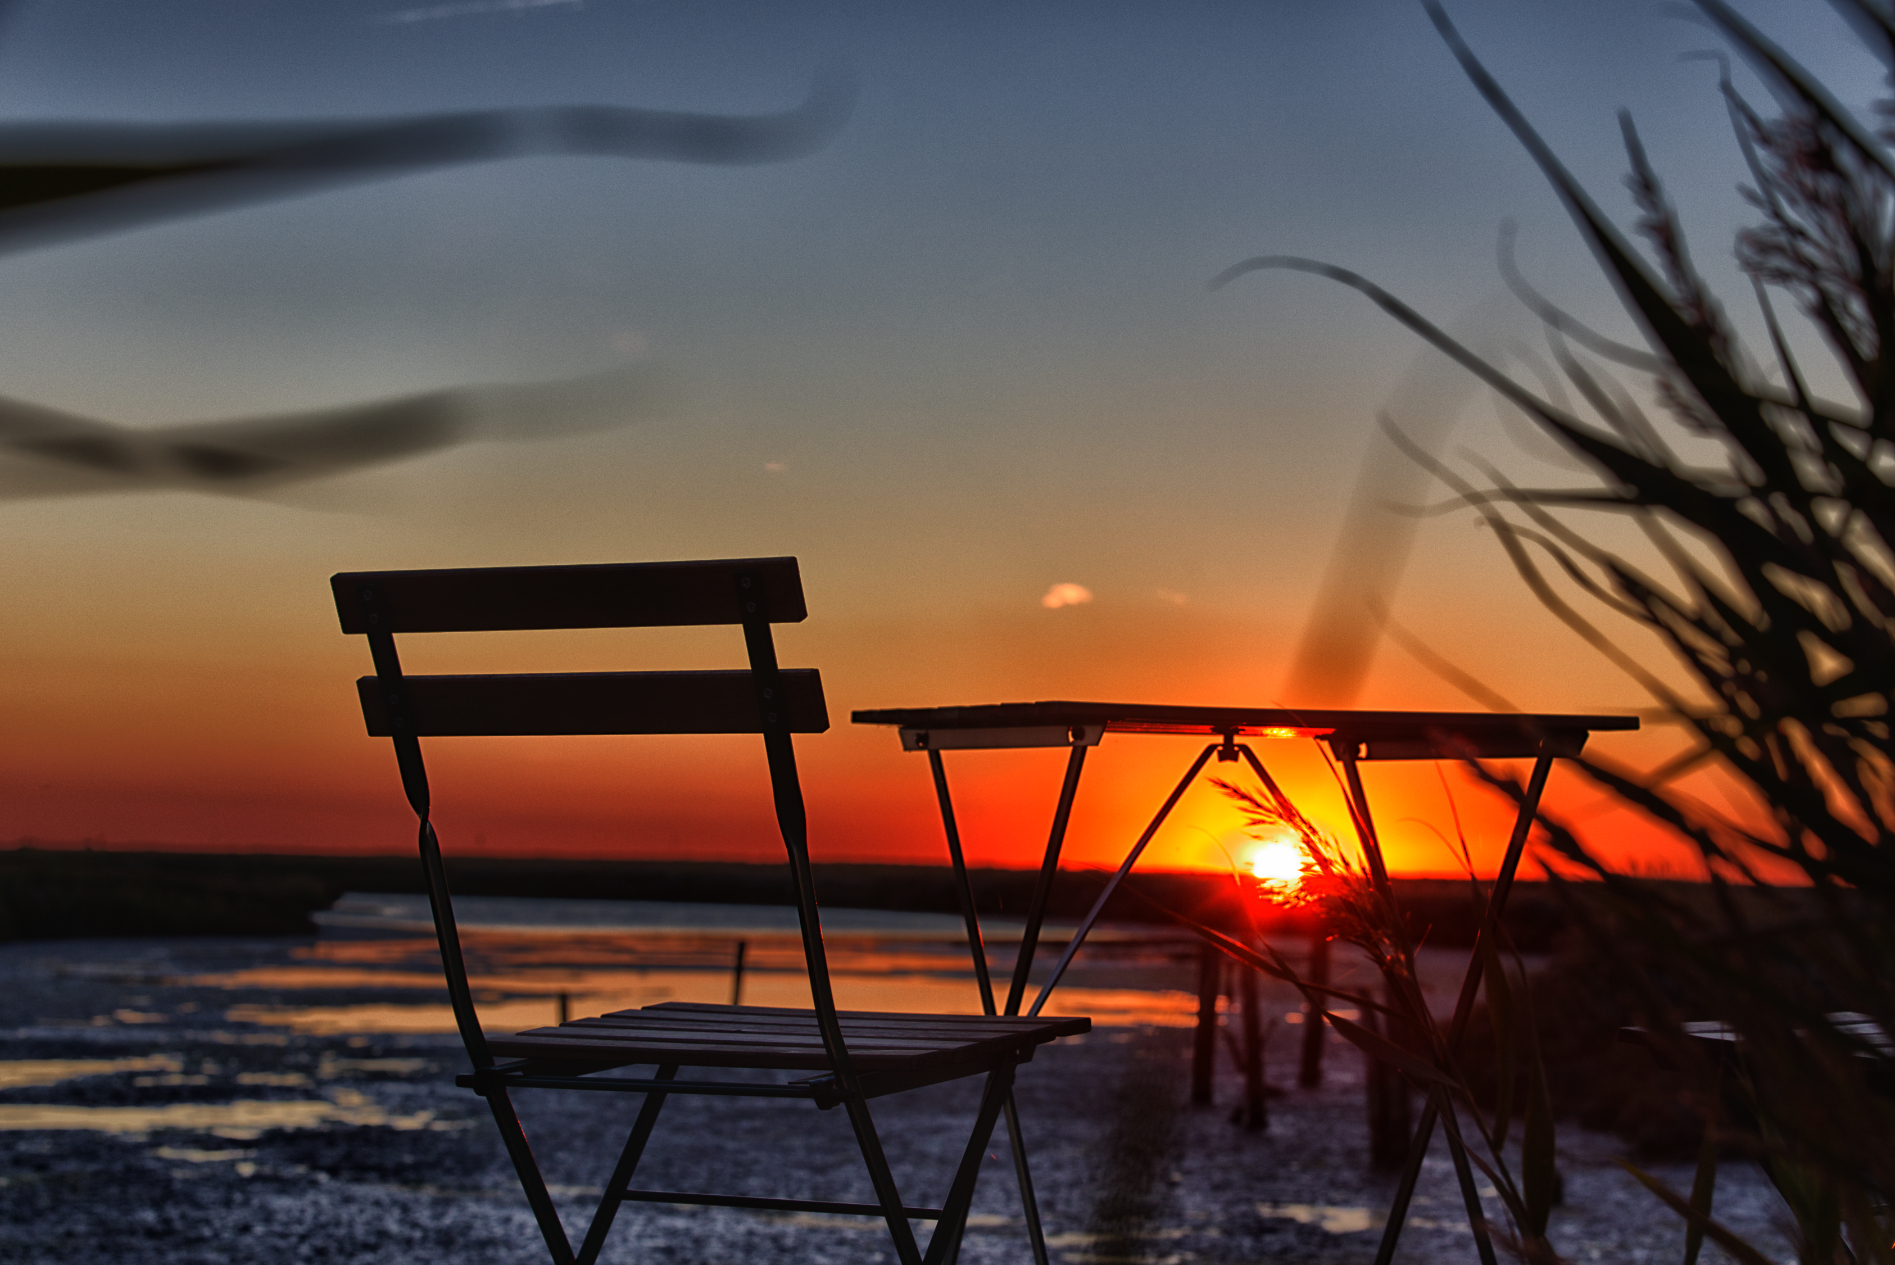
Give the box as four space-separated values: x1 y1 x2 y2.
331 557 855 1077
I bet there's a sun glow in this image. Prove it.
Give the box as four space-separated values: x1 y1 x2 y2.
1246 839 1305 885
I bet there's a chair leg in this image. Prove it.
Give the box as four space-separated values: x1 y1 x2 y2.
575 1064 679 1265
922 1065 1017 1265
484 1086 577 1265
1002 1093 1051 1265
840 1090 926 1265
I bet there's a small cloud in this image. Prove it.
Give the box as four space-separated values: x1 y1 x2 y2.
764 461 787 473
1155 588 1188 606
1041 582 1093 609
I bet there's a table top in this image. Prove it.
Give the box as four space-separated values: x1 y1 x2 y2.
851 700 1637 760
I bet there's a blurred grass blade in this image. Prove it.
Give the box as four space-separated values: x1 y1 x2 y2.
1694 0 1895 178
1325 1012 1456 1088
1483 934 1517 1151
0 75 855 256
1615 1161 1776 1265
1840 1190 1895 1265
1683 1120 1718 1265
1522 1037 1556 1239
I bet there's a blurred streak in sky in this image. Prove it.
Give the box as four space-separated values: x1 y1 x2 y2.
0 75 851 256
1270 297 1508 708
0 362 672 499
0 35 838 499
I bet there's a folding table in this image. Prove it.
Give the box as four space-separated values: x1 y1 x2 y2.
853 700 1636 1265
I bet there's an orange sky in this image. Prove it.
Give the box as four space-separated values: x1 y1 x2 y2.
0 0 1839 883
0 542 1725 880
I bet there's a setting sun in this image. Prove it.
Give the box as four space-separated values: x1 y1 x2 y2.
1247 839 1305 885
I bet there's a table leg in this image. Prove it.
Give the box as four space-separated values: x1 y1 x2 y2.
1004 741 1090 1016
1339 751 1498 1262
929 748 997 1015
1370 748 1558 1265
1437 1091 1502 1265
1026 743 1220 1017
924 741 1084 1265
1338 749 1396 895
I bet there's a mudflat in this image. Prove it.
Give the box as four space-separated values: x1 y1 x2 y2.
0 935 1790 1264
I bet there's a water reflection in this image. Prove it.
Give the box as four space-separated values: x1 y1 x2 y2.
1 904 1211 1144
1256 1203 1383 1234
174 915 1210 1033
0 1052 437 1088
219 977 1198 1034
151 1146 255 1163
0 1092 462 1136
0 1054 183 1090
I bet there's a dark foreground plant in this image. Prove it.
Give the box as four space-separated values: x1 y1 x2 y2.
1213 2 1895 1262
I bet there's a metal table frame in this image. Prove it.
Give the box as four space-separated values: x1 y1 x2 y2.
854 701 1636 1265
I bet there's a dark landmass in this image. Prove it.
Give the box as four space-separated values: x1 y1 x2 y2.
0 845 1584 949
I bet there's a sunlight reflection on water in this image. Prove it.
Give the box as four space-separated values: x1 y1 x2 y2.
1256 1203 1383 1234
218 977 1198 1034
178 922 1207 1032
0 1054 184 1090
0 1092 465 1136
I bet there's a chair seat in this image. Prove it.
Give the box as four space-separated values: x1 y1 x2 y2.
489 1000 1090 1072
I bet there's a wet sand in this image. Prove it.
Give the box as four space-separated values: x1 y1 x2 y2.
0 935 1793 1264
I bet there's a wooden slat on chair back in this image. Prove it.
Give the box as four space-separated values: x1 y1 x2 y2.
333 553 867 1089
332 556 805 633
356 669 828 736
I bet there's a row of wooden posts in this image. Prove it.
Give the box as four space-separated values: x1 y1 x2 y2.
1190 931 1412 1163
558 931 1411 1160
547 940 748 1025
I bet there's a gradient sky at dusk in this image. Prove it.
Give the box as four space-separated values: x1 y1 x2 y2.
0 0 1866 877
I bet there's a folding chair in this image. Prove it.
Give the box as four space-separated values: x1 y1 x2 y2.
331 556 1089 1265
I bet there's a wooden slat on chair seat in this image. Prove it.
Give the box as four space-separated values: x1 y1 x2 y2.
632 1002 1087 1043
564 1018 1043 1044
636 1002 1073 1034
1621 1013 1895 1062
487 1002 1089 1072
357 669 828 736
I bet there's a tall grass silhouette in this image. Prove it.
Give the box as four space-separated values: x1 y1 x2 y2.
1208 2 1895 1260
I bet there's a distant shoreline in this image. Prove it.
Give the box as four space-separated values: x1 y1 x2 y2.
0 835 1575 881
0 845 1601 951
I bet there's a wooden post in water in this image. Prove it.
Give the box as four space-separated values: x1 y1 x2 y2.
1239 962 1267 1130
1298 926 1330 1088
730 940 748 1006
1192 943 1220 1105
1383 975 1412 1144
1365 976 1412 1169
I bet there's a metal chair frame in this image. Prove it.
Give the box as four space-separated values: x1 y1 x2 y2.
332 556 1085 1265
